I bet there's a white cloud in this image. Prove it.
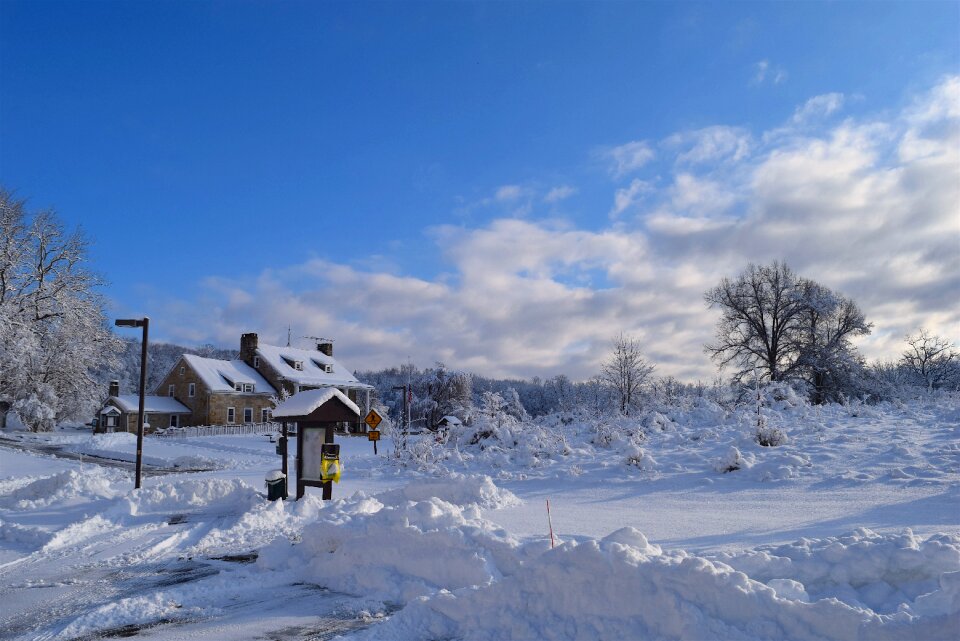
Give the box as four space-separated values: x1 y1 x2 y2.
147 77 959 383
495 184 525 201
543 185 577 203
752 59 787 86
664 126 752 165
610 179 652 218
603 140 655 178
791 93 845 124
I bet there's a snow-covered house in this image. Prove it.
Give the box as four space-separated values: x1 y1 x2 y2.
153 354 277 427
96 380 191 433
238 333 373 431
94 333 373 432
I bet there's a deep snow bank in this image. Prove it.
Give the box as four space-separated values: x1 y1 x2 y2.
258 475 527 603
365 528 959 641
0 467 123 508
255 478 959 641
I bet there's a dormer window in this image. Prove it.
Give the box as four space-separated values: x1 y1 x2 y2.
282 356 304 371
312 359 334 374
234 382 243 392
244 383 254 393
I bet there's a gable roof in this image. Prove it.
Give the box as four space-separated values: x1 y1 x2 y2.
181 354 276 395
255 342 372 389
272 388 360 418
107 395 191 414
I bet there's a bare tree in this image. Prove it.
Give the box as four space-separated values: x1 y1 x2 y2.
901 329 958 392
795 280 871 403
705 261 871 401
600 333 655 415
705 261 807 383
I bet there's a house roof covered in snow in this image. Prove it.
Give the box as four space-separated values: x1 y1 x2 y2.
272 388 361 418
106 395 191 414
181 354 276 395
255 343 373 390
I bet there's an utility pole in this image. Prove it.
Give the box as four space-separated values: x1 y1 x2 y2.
392 384 408 452
115 317 149 490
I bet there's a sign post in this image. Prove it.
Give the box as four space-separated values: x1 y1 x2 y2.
272 389 360 501
364 410 382 455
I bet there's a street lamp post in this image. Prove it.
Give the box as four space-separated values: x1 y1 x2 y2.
115 317 149 489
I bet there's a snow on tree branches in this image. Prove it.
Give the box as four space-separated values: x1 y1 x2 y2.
704 261 871 403
0 189 122 431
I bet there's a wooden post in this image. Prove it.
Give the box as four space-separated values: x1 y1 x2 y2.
296 423 304 500
322 425 333 500
281 420 289 499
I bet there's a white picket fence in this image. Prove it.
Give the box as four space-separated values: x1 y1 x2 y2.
154 422 280 438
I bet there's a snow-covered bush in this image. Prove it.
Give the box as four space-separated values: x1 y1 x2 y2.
12 385 58 432
756 424 787 447
715 446 743 473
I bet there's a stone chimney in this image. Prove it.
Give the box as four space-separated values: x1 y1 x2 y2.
109 380 120 397
317 339 333 357
240 333 259 362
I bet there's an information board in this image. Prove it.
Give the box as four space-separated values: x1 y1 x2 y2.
300 427 327 483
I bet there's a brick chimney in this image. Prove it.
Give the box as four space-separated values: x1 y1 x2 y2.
109 380 120 397
240 333 259 362
317 339 333 357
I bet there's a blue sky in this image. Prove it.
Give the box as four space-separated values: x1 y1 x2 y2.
1 1 958 380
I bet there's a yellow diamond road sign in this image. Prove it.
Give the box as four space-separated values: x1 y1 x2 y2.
364 410 382 430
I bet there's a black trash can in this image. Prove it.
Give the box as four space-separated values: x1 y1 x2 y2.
265 470 286 501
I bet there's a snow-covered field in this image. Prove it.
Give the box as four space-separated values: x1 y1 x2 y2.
0 395 957 640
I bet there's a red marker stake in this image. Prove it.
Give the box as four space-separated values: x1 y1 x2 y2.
546 499 556 549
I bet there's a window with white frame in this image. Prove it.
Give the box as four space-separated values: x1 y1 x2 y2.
189 383 196 397
243 407 253 423
168 385 175 397
244 383 254 393
261 408 270 422
253 356 260 368
179 366 185 375
227 407 235 424
294 361 303 371
234 382 243 392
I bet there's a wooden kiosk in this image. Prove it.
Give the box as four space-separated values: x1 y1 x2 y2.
272 389 360 500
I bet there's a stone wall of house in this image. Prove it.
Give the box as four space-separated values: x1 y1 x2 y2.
155 357 210 426
206 393 275 425
123 412 176 433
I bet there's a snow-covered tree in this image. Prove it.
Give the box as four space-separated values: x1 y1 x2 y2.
600 333 655 415
901 329 958 392
705 261 870 402
794 280 871 403
705 261 808 383
0 189 122 430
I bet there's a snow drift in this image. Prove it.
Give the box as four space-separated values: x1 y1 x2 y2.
255 480 959 641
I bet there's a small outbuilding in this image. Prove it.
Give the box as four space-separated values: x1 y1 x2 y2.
272 388 361 500
96 388 191 433
436 415 463 430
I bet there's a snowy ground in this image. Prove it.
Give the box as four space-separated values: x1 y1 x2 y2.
0 395 957 640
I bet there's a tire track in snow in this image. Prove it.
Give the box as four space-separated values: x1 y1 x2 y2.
0 512 233 640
